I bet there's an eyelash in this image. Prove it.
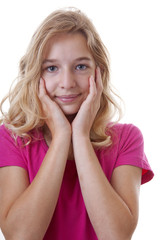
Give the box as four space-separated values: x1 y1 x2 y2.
76 64 88 70
46 66 58 72
44 64 88 73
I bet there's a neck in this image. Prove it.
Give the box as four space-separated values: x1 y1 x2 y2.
66 113 77 123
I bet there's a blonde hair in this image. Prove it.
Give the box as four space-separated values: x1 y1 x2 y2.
0 8 122 148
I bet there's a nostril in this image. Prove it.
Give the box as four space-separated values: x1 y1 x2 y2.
59 74 76 89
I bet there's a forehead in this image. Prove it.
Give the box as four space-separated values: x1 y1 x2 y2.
43 33 94 60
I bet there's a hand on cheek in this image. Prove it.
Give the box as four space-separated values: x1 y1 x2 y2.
38 78 71 137
72 67 103 137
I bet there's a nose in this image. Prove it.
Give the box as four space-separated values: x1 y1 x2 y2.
59 69 76 89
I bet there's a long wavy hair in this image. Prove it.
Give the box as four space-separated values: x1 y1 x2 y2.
0 8 122 148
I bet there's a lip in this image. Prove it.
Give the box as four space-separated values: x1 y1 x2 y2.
55 94 81 103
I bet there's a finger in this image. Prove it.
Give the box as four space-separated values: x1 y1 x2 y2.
39 78 53 112
90 70 102 110
89 75 97 97
39 78 47 98
84 76 97 105
95 67 103 95
39 78 51 103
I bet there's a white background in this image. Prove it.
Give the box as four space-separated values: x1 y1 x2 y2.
0 0 159 239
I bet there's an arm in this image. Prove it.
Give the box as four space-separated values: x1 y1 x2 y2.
73 135 141 240
0 79 71 240
72 68 141 239
0 136 70 240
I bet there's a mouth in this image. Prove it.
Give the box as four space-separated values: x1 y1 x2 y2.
55 94 81 103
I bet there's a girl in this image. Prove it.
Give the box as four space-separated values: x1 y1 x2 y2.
0 8 153 240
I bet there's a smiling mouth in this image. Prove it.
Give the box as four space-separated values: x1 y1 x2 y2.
55 94 81 103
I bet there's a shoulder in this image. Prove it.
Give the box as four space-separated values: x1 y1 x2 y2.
111 123 142 137
0 124 42 145
0 125 44 174
109 123 144 148
0 124 10 135
0 125 27 157
109 123 154 184
0 124 15 144
109 122 145 158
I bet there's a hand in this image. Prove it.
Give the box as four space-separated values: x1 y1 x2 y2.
72 67 103 137
39 78 71 137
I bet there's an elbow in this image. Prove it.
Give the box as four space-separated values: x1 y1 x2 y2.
3 234 43 240
115 210 138 240
114 217 138 240
1 227 43 240
1 217 44 240
96 216 138 240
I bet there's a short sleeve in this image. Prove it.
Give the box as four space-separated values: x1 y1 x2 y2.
0 125 27 170
115 124 154 184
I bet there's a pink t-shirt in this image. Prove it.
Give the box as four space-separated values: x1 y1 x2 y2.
0 123 154 239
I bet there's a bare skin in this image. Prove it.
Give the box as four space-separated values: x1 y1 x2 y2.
0 33 141 240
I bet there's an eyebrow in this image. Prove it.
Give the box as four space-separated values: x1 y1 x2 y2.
74 57 92 62
42 57 92 65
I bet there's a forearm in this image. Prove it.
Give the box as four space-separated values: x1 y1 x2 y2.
73 135 136 240
4 135 71 240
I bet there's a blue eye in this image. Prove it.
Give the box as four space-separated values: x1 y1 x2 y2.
76 64 87 70
47 66 58 72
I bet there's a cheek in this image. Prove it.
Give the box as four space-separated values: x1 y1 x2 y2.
77 75 90 90
82 80 89 90
79 81 89 97
79 74 96 94
43 76 57 95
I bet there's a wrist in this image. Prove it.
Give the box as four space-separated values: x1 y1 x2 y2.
53 130 72 142
44 130 71 149
49 133 71 152
72 131 90 144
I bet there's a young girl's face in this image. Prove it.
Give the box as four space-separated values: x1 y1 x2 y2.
41 32 96 117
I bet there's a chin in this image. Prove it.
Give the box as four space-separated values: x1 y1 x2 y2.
62 105 80 115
